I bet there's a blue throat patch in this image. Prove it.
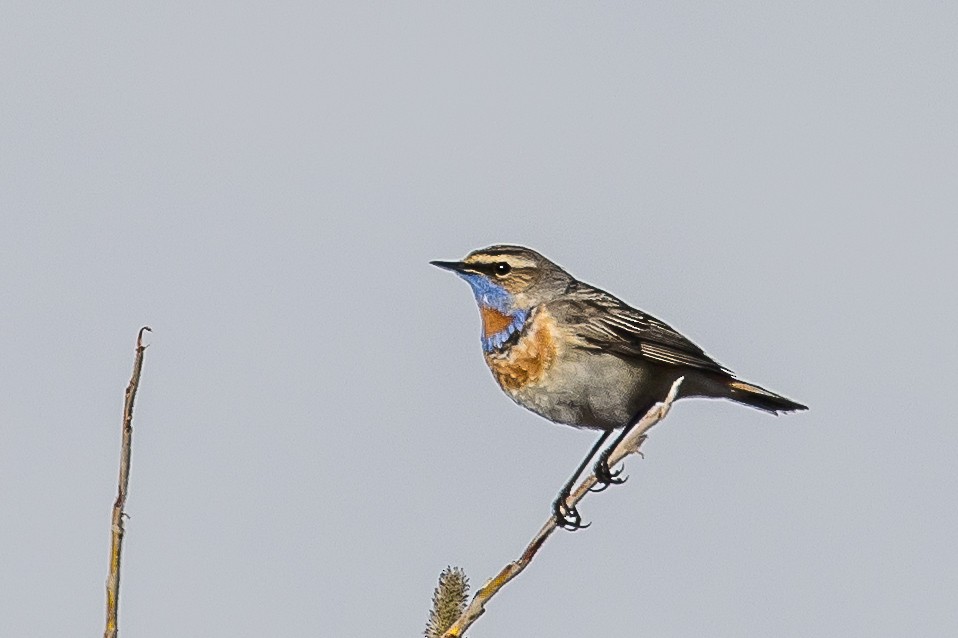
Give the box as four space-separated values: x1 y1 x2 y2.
457 272 529 352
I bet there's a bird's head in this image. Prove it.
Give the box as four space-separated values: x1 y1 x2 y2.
431 245 572 311
431 245 572 350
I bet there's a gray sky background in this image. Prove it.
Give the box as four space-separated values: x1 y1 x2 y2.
2 2 956 636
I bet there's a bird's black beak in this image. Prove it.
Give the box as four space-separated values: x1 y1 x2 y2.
430 260 469 274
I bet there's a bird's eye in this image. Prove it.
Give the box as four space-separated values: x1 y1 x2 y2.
494 262 511 277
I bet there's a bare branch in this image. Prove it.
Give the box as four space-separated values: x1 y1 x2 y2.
104 326 151 638
441 377 684 638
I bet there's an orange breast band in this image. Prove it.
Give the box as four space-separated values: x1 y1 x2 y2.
480 306 515 339
486 309 559 392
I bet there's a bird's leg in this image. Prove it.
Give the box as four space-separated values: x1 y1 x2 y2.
591 402 655 492
552 429 614 531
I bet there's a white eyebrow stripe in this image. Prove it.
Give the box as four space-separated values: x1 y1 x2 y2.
465 254 537 268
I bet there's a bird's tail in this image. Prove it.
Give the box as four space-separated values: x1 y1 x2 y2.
725 379 807 414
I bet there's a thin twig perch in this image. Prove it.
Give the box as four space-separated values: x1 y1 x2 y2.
104 326 151 638
441 377 684 638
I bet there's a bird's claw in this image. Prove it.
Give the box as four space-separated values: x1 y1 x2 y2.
552 493 590 531
591 451 628 491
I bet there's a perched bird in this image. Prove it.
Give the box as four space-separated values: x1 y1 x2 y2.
432 245 806 530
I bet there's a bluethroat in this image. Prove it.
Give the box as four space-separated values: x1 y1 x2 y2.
432 245 807 530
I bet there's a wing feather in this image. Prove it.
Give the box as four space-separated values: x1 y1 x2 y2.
552 282 730 375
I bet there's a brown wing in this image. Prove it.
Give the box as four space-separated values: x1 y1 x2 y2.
552 282 731 375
